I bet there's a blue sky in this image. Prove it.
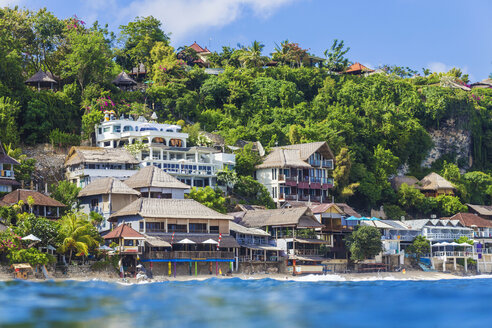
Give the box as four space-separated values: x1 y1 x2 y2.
2 0 491 81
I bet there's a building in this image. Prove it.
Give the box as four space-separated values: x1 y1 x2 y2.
229 221 281 263
78 177 141 232
470 78 492 89
64 147 140 188
112 71 137 91
94 116 235 187
404 219 473 241
1 189 65 219
109 198 239 276
179 42 212 67
418 172 455 197
466 204 492 220
104 223 146 255
443 213 492 239
344 62 374 75
232 207 327 275
0 143 20 193
24 70 57 91
123 165 190 198
255 142 335 205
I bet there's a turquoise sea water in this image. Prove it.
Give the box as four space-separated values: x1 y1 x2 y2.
0 277 491 327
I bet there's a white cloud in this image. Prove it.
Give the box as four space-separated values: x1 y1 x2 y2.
0 0 21 6
119 0 295 42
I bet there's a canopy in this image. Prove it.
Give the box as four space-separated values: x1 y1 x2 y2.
202 239 219 245
177 238 196 244
99 245 113 251
22 234 41 242
369 217 381 221
345 216 360 221
47 245 57 251
459 243 473 247
432 242 450 247
449 242 461 246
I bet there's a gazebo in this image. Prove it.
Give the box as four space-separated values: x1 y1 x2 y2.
25 70 57 91
112 71 137 91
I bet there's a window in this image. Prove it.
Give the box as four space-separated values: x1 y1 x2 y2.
139 222 144 232
210 226 219 233
98 128 102 135
124 239 134 246
90 198 99 208
103 141 111 147
189 223 207 233
168 224 187 233
123 126 133 132
113 125 121 133
103 127 110 133
169 139 183 147
146 222 165 232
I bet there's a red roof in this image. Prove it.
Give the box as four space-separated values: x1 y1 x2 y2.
104 224 145 239
345 62 374 74
1 189 65 207
445 213 492 228
189 42 210 54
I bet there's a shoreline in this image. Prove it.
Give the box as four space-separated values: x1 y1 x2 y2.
1 270 488 283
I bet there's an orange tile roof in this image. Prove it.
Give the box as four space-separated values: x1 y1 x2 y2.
345 62 374 74
189 42 209 53
445 213 492 228
104 224 145 239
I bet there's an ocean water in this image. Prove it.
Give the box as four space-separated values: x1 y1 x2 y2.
0 276 491 328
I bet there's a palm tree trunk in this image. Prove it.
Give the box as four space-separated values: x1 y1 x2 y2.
69 249 73 264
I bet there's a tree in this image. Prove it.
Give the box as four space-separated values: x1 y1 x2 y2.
0 97 20 145
15 214 60 247
233 176 275 209
216 167 238 195
398 183 425 213
50 181 81 210
239 41 268 68
118 16 169 71
234 144 261 177
324 39 350 72
150 42 183 83
406 236 430 260
57 211 100 263
435 195 467 216
345 225 382 261
186 186 227 213
333 147 359 201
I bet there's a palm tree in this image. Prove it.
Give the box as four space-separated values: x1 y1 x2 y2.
272 39 289 65
239 41 268 68
58 212 99 263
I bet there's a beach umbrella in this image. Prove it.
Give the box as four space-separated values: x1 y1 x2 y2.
459 243 473 247
345 216 360 221
22 234 41 242
178 238 196 251
369 217 381 221
202 238 219 251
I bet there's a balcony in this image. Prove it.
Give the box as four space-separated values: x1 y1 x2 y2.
0 170 14 178
322 160 334 169
308 159 321 167
424 232 474 240
285 194 297 201
147 251 235 260
115 246 144 254
278 174 285 182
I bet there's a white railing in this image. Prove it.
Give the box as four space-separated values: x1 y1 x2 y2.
432 251 474 257
424 232 474 240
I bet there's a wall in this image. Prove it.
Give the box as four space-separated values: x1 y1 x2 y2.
112 194 139 212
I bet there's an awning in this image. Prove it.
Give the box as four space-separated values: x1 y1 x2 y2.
145 236 172 248
294 238 331 244
242 244 282 251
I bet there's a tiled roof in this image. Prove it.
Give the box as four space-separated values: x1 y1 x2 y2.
311 203 343 214
0 178 20 186
256 142 334 169
123 166 190 190
446 213 492 228
104 224 145 239
234 207 323 229
65 147 139 166
345 62 374 74
189 42 210 54
1 189 65 207
78 178 140 197
110 198 232 221
0 143 20 165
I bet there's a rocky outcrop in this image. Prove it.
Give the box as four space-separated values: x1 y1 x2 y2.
422 118 472 169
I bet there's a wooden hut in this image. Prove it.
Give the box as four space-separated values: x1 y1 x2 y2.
25 70 57 91
418 172 455 197
112 71 137 91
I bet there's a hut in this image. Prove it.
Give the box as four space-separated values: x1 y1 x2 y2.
1 189 65 218
25 70 57 91
467 204 492 220
470 78 492 89
418 172 455 197
112 71 137 91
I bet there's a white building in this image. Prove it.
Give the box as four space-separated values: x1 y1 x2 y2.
94 116 235 188
255 142 335 205
65 147 140 188
0 142 20 193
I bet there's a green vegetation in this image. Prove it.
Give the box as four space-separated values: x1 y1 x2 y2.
0 7 491 216
407 236 431 260
345 226 383 261
186 186 227 213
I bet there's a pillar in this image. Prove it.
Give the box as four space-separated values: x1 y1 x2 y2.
454 257 457 271
443 258 446 272
465 258 468 272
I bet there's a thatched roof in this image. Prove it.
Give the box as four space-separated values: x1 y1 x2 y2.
1 189 65 207
234 207 323 229
0 143 20 165
109 198 232 221
419 172 454 191
78 178 140 197
467 204 492 216
470 78 492 88
112 71 137 86
25 70 57 84
104 224 145 239
123 165 190 190
256 142 334 169
229 221 270 236
64 147 139 167
391 176 420 190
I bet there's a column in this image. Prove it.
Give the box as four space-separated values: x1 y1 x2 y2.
464 258 468 272
453 257 457 271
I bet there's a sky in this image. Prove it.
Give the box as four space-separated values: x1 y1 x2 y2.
1 0 491 81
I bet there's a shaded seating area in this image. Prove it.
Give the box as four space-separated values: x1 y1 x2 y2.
25 70 57 91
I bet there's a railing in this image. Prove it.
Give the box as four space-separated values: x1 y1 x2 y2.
147 251 235 260
0 170 14 177
292 249 320 256
236 238 269 245
474 231 492 238
298 195 309 201
384 234 417 241
116 246 144 254
286 176 298 183
310 195 321 202
308 159 321 167
425 232 474 240
278 193 285 200
322 160 333 169
285 194 297 201
432 251 474 257
278 174 285 181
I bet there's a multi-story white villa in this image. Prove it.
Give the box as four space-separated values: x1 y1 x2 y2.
0 142 20 193
255 142 335 205
94 115 235 188
65 147 140 188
